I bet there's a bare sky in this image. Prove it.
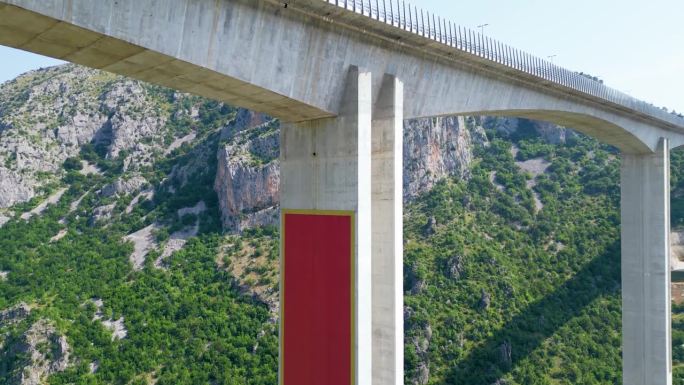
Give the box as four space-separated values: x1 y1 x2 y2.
1 0 682 112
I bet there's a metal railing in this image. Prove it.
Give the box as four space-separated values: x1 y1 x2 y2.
322 0 684 127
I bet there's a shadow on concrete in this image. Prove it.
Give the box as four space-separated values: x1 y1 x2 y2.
445 240 621 384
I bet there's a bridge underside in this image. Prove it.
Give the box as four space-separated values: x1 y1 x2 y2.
1 0 684 153
0 3 333 122
0 1 678 385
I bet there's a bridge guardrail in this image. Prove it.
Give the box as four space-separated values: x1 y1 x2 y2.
322 0 684 127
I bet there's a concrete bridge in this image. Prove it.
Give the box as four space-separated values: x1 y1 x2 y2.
1 0 682 384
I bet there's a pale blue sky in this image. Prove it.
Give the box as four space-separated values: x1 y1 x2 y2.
1 0 682 112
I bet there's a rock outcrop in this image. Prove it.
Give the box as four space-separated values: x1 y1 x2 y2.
482 116 577 144
91 299 128 340
214 110 279 232
99 175 148 198
0 170 34 208
3 319 70 385
0 64 568 234
213 114 487 232
406 318 433 385
671 229 684 271
445 254 465 280
0 303 31 326
0 65 193 209
403 116 486 199
479 289 492 310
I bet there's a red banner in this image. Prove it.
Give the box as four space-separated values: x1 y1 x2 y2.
282 211 354 385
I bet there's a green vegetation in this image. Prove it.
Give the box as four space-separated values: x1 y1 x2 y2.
3 68 684 384
0 120 278 385
0 198 277 384
402 131 625 384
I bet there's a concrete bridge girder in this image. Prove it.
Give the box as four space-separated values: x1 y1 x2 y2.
1 0 683 154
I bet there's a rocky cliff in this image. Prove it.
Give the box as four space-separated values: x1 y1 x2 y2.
213 112 494 231
212 112 575 232
0 64 575 235
214 110 280 232
0 65 178 209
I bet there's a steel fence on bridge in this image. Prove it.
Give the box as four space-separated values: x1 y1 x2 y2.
323 0 684 126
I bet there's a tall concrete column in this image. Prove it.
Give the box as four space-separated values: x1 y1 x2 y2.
621 138 672 385
372 74 404 385
280 66 372 385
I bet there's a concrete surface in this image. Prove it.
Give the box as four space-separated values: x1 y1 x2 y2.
1 0 684 152
280 67 373 385
371 74 404 385
621 138 672 385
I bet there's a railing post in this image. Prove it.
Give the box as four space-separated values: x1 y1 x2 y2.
448 20 453 46
382 0 386 22
402 1 407 30
478 33 483 57
419 8 424 36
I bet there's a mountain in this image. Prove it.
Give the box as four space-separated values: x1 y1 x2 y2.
1 64 683 384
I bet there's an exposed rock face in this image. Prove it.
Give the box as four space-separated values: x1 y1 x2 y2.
403 116 485 199
423 216 437 236
671 230 684 271
214 114 486 232
0 213 12 228
0 64 570 237
213 114 570 232
214 110 279 232
124 224 159 270
0 65 186 209
445 254 464 280
498 340 513 368
479 288 492 309
4 319 70 385
482 116 577 144
20 188 67 221
0 170 34 208
91 299 128 341
89 204 116 226
406 263 427 295
406 319 433 385
0 303 31 326
99 175 148 198
155 202 206 268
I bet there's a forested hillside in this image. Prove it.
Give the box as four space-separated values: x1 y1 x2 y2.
1 64 683 384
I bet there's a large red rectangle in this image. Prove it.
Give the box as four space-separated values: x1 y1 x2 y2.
282 211 354 385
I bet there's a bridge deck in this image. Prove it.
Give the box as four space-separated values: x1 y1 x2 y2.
292 0 684 130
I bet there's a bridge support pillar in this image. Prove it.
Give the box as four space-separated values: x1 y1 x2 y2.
372 75 404 385
280 66 373 385
621 138 672 385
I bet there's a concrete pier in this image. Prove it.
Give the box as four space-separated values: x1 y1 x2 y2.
372 75 404 385
280 67 373 385
621 138 672 385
